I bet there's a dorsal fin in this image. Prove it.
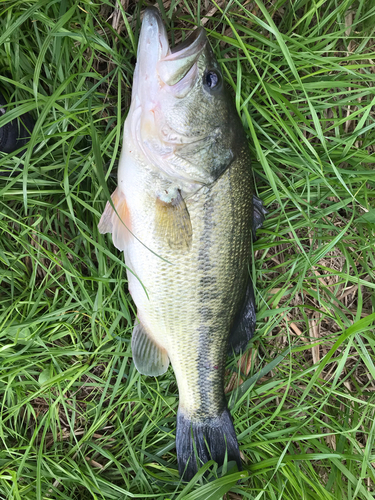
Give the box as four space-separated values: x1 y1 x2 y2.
228 282 256 355
253 194 267 240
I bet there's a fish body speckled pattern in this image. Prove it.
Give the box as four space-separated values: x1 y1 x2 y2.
99 7 266 480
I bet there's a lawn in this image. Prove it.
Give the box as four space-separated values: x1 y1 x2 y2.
1 0 375 499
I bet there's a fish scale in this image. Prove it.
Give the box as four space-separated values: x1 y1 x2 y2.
124 146 253 452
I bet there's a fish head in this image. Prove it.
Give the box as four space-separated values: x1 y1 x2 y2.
127 7 244 188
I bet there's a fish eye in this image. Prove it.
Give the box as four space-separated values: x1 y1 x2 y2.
203 70 220 90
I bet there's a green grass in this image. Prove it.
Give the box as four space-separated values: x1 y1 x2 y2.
1 0 375 498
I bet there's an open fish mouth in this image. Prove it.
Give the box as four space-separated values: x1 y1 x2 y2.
157 27 206 86
136 7 207 96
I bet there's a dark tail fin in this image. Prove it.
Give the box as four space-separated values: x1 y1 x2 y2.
176 407 241 481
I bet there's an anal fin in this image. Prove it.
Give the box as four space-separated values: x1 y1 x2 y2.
253 194 267 240
228 282 256 355
98 187 130 251
131 322 170 377
155 189 192 250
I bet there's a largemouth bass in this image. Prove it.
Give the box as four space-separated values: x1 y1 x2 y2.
99 7 266 480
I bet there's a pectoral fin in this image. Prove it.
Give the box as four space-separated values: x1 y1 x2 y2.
155 189 192 250
98 187 130 251
131 322 170 377
228 282 256 355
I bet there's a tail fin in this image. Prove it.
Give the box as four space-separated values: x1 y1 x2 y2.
176 407 241 481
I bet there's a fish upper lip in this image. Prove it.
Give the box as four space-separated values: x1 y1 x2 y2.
166 27 207 58
170 27 205 54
